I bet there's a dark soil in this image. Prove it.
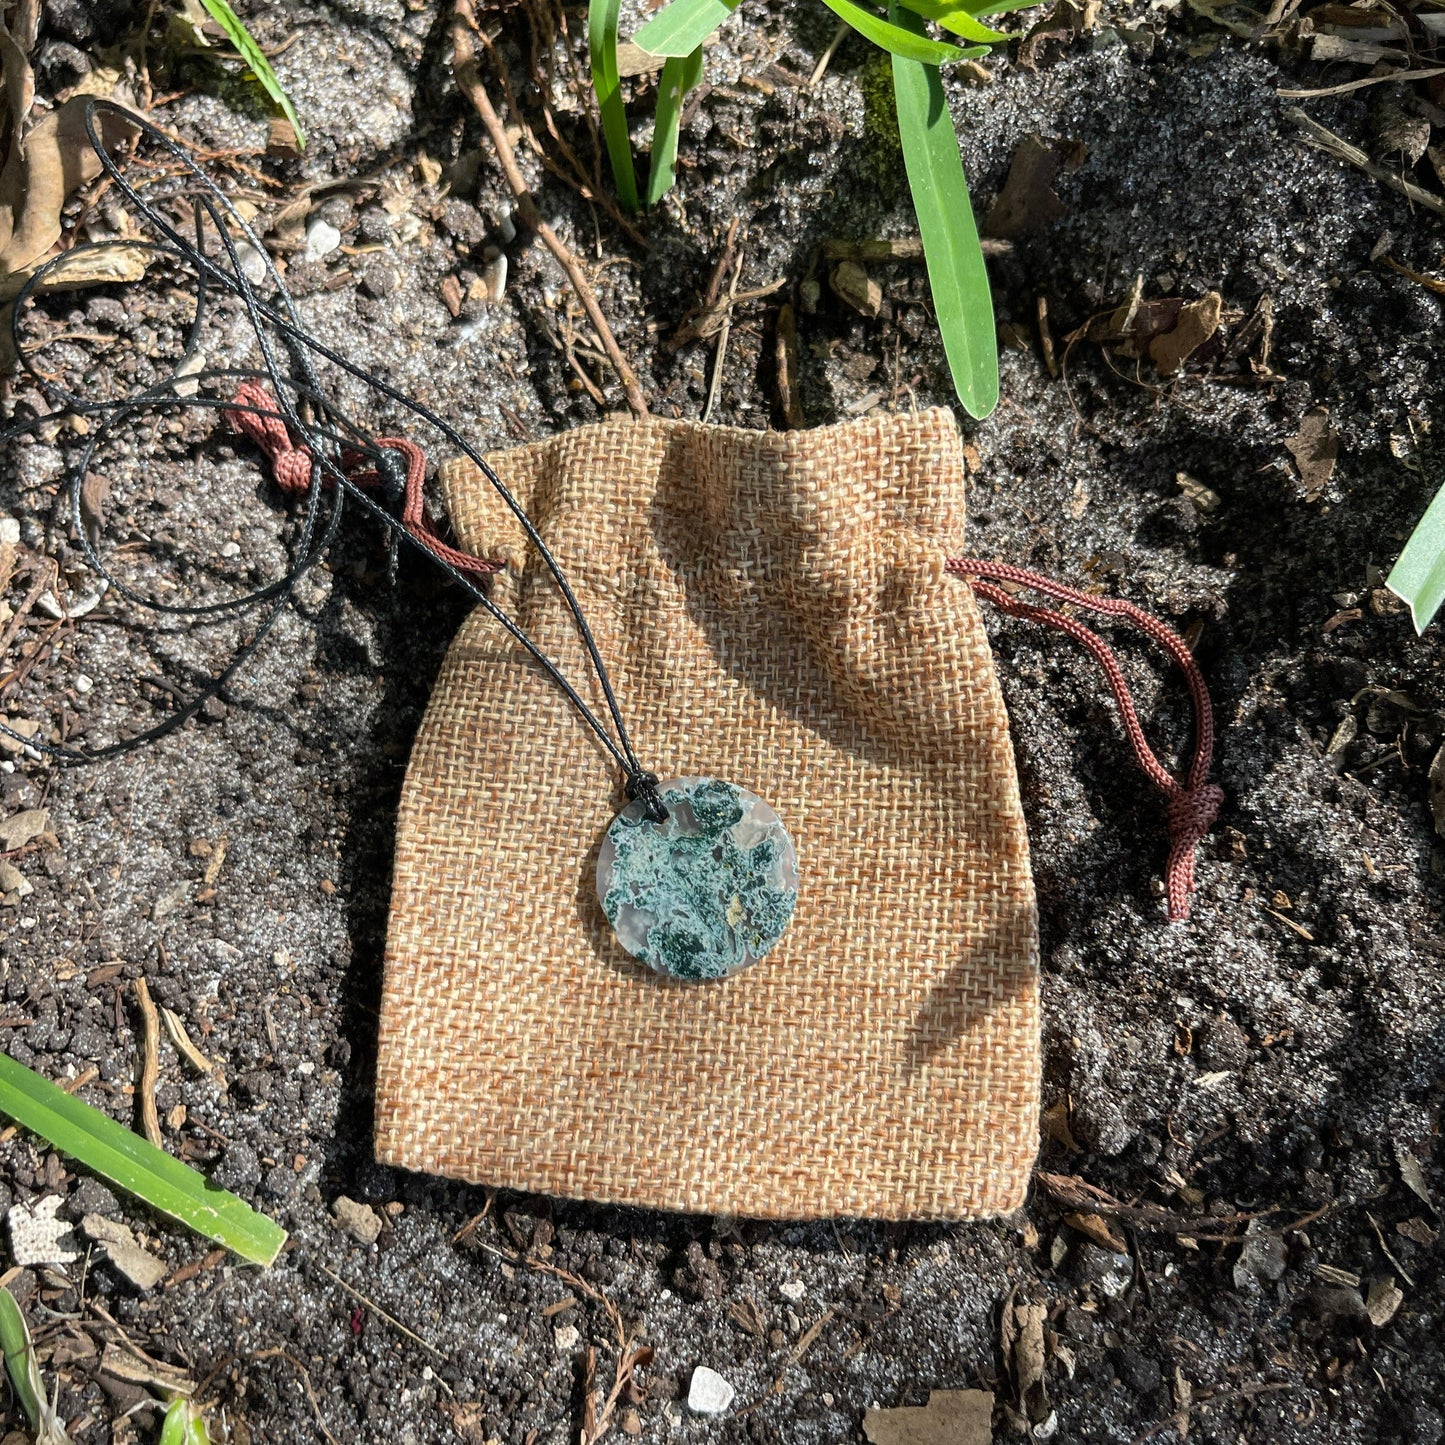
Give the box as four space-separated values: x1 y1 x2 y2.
2 0 1444 1442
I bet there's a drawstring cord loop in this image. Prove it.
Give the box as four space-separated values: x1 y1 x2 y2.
949 557 1223 923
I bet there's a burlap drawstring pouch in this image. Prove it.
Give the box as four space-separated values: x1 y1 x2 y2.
374 407 1218 1221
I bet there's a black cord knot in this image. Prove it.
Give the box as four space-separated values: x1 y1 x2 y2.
375 446 408 508
625 770 669 823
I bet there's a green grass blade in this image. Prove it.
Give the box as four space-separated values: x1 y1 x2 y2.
888 4 998 418
634 0 740 58
0 1287 69 1443
1387 477 1445 632
645 46 704 206
896 0 1011 42
159 1397 211 1445
589 0 640 211
0 1288 42 1431
820 0 970 61
197 0 305 146
0 1053 286 1267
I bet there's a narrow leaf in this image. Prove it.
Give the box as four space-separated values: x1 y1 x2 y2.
0 1053 287 1266
0 1288 42 1431
0 1287 69 1444
646 46 704 206
1387 477 1445 633
589 0 640 211
197 0 305 147
159 1397 211 1445
634 0 740 57
821 0 970 62
897 0 1012 42
889 5 998 417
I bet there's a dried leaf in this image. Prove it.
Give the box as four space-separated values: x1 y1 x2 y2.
1017 0 1098 69
1065 1211 1127 1253
1428 745 1445 840
1285 406 1339 502
1186 0 1266 38
1397 1216 1437 1245
1394 1139 1438 1216
0 20 35 151
1148 291 1222 375
1040 1098 1079 1152
863 1390 993 1444
0 240 151 301
0 97 136 277
1372 89 1430 165
982 135 1085 239
1365 1276 1403 1327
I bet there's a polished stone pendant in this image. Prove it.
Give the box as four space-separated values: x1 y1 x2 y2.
597 776 798 981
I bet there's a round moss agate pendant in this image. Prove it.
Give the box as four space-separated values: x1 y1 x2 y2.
597 776 798 981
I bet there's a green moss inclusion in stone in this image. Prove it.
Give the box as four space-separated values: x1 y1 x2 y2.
596 777 799 981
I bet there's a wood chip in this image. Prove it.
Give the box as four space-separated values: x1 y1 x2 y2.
863 1390 994 1444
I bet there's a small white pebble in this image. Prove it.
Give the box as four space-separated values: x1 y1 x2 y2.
304 218 342 263
687 1367 735 1415
823 1393 835 1407
219 541 241 558
233 241 268 285
497 208 517 243
554 1324 580 1351
74 674 93 694
0 517 19 545
779 1279 806 1302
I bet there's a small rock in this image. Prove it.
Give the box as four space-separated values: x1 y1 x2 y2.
554 1324 580 1351
262 1164 298 1201
1233 1218 1287 1290
439 199 488 247
303 218 342 263
0 860 32 899
687 1366 735 1415
357 206 392 244
360 261 398 299
81 1215 167 1290
779 1278 806 1302
1198 1015 1249 1072
315 195 355 230
1073 1242 1133 1299
233 243 268 286
9 1196 79 1265
212 1142 261 1191
68 1178 121 1220
331 1195 383 1245
0 808 48 850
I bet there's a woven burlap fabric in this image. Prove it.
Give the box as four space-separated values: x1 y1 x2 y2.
375 406 1039 1219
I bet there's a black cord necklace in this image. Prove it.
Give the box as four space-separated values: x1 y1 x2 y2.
0 100 798 983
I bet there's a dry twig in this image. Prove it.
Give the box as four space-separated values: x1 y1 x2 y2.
133 976 163 1148
1289 107 1445 219
453 0 648 417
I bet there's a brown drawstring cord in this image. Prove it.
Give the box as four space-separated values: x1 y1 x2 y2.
225 380 503 580
948 558 1223 923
